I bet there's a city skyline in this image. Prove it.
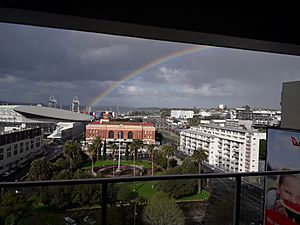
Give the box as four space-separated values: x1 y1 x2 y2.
1 22 300 108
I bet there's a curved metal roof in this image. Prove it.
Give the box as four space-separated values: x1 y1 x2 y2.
14 105 92 122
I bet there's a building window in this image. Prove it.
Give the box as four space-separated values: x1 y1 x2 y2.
118 131 123 139
108 131 114 139
0 148 3 161
14 144 18 155
7 146 11 158
128 131 133 139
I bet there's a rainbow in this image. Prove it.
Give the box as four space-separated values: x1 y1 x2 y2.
89 45 214 107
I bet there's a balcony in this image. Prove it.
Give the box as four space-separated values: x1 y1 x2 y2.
1 170 298 225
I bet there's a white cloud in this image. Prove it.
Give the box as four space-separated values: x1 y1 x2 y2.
156 67 188 83
180 79 243 97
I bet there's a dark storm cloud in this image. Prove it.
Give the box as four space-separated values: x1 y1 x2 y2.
0 23 190 82
1 22 300 108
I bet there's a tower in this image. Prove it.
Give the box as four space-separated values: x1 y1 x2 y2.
48 95 57 108
72 96 80 112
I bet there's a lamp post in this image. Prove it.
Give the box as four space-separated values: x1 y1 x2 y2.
117 131 121 172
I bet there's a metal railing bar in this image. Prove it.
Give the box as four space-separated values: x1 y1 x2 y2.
233 176 241 225
0 170 299 188
101 182 108 225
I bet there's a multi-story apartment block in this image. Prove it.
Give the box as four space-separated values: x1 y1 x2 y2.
180 125 266 172
0 127 43 175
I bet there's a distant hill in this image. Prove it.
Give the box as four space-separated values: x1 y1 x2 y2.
92 105 162 113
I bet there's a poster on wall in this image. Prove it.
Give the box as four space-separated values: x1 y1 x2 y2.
265 128 300 225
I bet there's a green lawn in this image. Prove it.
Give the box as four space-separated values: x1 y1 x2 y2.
178 190 210 202
135 181 158 197
83 160 152 169
129 181 210 201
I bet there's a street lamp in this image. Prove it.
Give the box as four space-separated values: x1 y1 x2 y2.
116 131 122 172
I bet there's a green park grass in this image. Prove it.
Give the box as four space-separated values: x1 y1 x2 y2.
178 190 210 202
130 181 210 201
135 181 158 197
83 160 152 169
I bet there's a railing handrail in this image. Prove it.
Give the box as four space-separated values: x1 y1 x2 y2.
1 169 300 188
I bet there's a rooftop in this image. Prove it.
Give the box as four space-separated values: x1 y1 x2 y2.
197 124 258 133
180 129 214 138
89 121 155 127
0 127 40 136
13 105 92 122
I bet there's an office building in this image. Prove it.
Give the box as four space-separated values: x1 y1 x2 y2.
0 127 43 175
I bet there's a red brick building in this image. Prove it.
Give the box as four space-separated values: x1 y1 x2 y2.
86 121 156 144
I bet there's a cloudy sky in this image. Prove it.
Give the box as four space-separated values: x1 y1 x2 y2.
1 22 300 110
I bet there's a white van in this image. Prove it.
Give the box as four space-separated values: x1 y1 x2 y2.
64 217 77 225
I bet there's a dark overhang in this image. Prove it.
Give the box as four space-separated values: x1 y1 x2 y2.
0 6 300 56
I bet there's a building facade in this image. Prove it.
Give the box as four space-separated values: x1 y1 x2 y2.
170 110 194 119
86 121 156 144
180 125 266 172
0 105 56 134
0 127 43 175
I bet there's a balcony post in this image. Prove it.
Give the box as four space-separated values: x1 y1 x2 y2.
102 182 108 225
233 175 241 225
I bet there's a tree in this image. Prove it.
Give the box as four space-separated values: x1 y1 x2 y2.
71 169 101 207
192 147 208 193
116 186 138 203
147 144 155 176
154 150 168 169
93 136 102 161
0 192 27 225
28 158 53 204
103 140 107 160
49 169 73 209
158 159 197 198
161 144 175 169
125 143 129 160
88 144 97 174
29 158 52 181
129 139 143 178
110 143 118 177
143 192 185 225
188 117 200 126
53 157 68 172
63 140 83 170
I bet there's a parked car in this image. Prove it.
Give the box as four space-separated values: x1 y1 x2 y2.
64 217 77 225
83 215 96 224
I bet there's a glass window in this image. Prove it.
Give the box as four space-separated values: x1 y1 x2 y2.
108 131 114 139
128 131 133 139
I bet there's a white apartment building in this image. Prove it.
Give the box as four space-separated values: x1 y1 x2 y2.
0 127 43 175
170 110 194 119
180 125 266 172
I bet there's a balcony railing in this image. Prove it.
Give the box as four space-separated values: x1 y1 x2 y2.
1 170 300 225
